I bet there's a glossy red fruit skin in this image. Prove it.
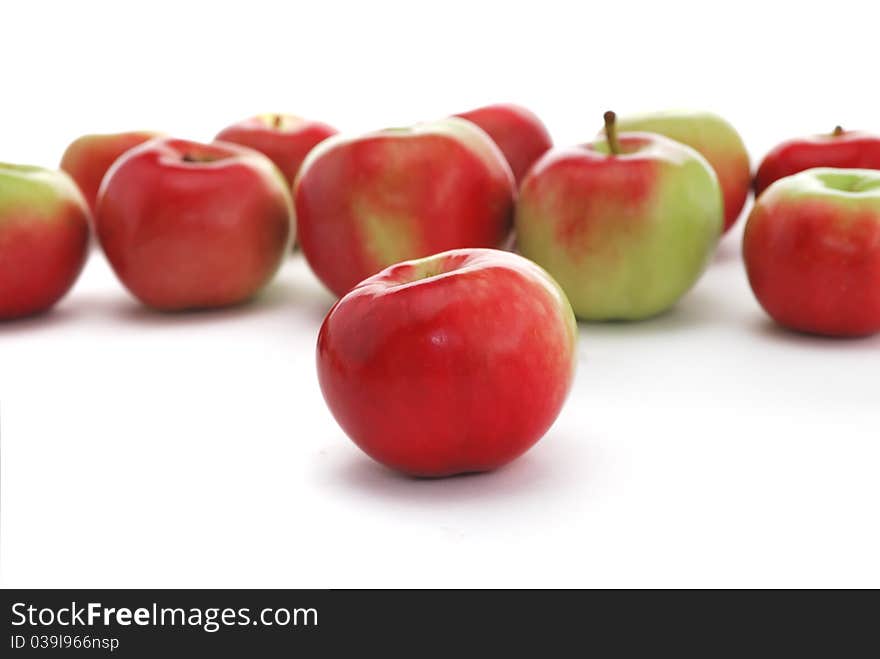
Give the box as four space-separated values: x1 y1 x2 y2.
317 248 577 477
0 181 90 320
60 132 160 214
295 122 515 298
95 138 293 311
754 131 880 196
455 103 553 185
215 116 337 187
743 189 880 337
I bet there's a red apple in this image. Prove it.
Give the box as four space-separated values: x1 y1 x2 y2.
743 168 880 337
754 126 880 196
317 248 577 477
295 118 516 297
0 164 90 320
60 131 162 214
95 138 293 311
454 103 553 185
215 114 337 187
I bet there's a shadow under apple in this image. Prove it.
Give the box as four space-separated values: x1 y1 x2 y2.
326 429 596 509
0 303 87 335
577 283 744 338
70 260 336 329
749 317 880 350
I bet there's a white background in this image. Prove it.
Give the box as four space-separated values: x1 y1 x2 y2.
2 0 879 588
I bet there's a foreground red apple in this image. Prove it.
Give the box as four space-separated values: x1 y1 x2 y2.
754 126 880 196
295 118 516 297
454 103 553 185
0 163 90 320
317 248 577 477
743 168 880 337
60 131 162 214
96 138 293 311
215 114 337 187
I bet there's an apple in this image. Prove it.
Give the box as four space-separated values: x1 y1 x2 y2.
610 110 750 232
0 163 90 320
516 112 723 320
95 138 293 311
215 114 337 187
743 168 880 337
60 131 162 214
754 126 880 197
454 103 553 185
317 247 577 477
294 118 516 297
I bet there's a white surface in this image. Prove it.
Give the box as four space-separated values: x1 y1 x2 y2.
2 0 880 588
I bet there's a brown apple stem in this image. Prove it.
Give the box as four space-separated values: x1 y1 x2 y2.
832 125 844 137
604 111 621 155
273 114 283 129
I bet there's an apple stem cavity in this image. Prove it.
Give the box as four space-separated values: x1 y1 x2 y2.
833 125 845 137
604 111 621 155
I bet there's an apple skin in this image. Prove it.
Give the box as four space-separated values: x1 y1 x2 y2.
95 138 293 311
0 164 90 320
294 118 516 297
515 133 723 320
60 131 162 214
215 114 338 187
743 168 880 337
754 129 880 197
454 103 553 185
611 111 750 232
317 248 577 477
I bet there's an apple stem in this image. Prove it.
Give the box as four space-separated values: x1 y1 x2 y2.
604 111 621 155
273 114 283 129
833 125 845 137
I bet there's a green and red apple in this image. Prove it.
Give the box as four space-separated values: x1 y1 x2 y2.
0 163 91 320
609 110 750 232
294 117 516 297
744 168 880 336
516 112 723 320
60 131 162 213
